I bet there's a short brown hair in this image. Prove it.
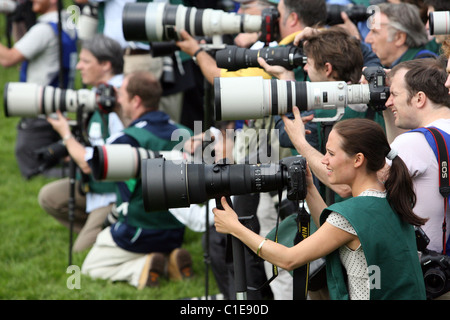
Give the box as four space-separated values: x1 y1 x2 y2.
389 58 450 107
303 27 363 83
126 71 162 110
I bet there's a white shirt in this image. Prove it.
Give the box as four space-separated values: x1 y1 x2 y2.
390 119 450 252
14 11 76 85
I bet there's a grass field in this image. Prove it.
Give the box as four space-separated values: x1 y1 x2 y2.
0 16 219 300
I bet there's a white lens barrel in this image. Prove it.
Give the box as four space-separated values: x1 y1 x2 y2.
347 84 371 105
95 145 188 181
202 9 262 36
145 3 166 41
214 78 366 122
141 3 262 41
0 0 17 14
430 11 450 35
98 144 141 181
304 81 348 111
215 77 269 120
4 83 98 117
4 82 42 117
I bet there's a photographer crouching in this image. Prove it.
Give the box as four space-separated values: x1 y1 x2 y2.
81 70 194 289
38 34 125 253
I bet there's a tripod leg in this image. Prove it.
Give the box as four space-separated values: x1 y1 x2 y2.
231 236 248 300
68 158 76 266
216 196 248 300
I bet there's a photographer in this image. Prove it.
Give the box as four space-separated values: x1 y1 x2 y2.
0 0 77 179
264 27 383 199
175 0 278 84
38 34 125 252
364 3 439 69
81 71 193 289
177 0 329 300
382 57 450 298
214 117 428 300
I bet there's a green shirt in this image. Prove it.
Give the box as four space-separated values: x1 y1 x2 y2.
321 196 426 300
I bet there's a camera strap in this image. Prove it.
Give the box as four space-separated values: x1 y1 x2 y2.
292 199 310 300
410 127 450 254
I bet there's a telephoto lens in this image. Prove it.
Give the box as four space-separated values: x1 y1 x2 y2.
429 11 450 35
215 45 306 71
214 76 371 122
326 4 373 26
122 2 263 42
141 155 307 212
92 144 189 181
3 82 116 117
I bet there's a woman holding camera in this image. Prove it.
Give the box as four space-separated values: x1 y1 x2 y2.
213 113 427 300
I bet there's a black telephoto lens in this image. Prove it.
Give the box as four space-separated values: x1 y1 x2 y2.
141 158 286 211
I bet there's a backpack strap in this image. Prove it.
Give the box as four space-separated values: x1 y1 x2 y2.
414 49 438 60
410 127 450 254
47 22 78 88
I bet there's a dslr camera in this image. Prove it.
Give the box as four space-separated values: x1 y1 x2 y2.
416 226 450 299
3 82 116 117
141 155 307 212
214 66 389 123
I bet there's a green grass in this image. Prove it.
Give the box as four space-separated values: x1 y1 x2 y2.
0 18 219 301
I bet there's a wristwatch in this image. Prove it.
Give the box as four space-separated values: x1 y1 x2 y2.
192 48 204 65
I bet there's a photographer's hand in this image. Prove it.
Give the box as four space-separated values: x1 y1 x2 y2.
234 32 259 48
283 107 353 199
46 110 91 174
213 196 241 235
293 27 320 47
46 110 71 139
175 29 201 57
337 12 361 41
257 57 295 80
281 106 313 148
176 29 220 84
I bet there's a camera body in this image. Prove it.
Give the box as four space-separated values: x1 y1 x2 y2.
259 7 280 45
141 155 307 212
415 226 450 299
363 66 390 112
3 82 116 117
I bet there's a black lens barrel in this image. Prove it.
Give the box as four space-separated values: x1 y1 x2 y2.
122 2 149 42
142 159 285 211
